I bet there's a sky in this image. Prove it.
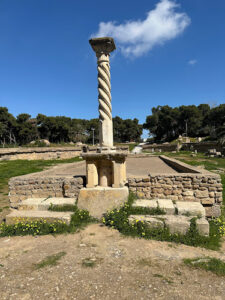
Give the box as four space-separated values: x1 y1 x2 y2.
0 0 225 129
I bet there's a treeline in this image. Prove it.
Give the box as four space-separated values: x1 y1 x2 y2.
144 104 225 143
0 107 143 146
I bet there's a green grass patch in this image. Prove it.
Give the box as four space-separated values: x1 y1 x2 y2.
34 251 66 269
102 193 223 250
82 258 97 268
184 257 225 276
48 203 76 212
129 206 166 215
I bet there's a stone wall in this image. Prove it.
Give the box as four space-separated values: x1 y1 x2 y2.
142 143 178 152
9 176 84 207
181 142 224 154
128 173 222 217
0 147 82 161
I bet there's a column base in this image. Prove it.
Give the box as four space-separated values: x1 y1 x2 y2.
77 186 129 219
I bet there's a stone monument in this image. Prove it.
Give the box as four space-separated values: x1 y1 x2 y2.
77 37 128 218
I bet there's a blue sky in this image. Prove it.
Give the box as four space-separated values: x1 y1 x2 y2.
0 0 224 127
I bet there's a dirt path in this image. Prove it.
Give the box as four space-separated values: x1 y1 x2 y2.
0 224 225 300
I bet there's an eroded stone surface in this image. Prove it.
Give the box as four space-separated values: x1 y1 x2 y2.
176 201 205 217
157 199 175 215
6 210 73 225
77 186 129 219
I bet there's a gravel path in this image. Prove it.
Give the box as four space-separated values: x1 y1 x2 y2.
0 224 225 300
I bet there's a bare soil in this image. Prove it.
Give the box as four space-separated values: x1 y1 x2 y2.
1 224 225 300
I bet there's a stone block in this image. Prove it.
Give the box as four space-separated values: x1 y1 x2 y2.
201 198 215 205
176 201 205 217
128 215 164 228
157 199 175 215
196 218 209 236
182 190 194 196
132 199 157 209
77 186 129 219
195 190 209 198
6 210 73 225
164 215 190 235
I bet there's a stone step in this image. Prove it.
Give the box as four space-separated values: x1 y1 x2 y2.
128 215 209 236
5 210 73 225
17 197 75 211
132 199 205 217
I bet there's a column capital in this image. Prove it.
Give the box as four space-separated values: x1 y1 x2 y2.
89 37 116 55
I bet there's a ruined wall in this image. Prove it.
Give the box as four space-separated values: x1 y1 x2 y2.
0 147 82 161
128 174 222 217
9 176 84 207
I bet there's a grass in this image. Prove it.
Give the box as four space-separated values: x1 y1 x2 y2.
102 193 224 250
184 257 225 276
48 203 76 212
0 156 82 209
34 251 66 269
82 258 97 268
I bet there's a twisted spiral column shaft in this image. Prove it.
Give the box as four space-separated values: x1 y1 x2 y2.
97 52 113 147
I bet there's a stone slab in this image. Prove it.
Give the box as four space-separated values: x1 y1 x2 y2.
128 215 164 228
6 210 73 225
164 215 190 235
77 186 129 219
157 199 175 215
176 201 205 217
17 197 75 211
132 199 158 209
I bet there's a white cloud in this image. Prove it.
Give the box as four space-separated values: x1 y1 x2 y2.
188 59 197 65
93 0 190 57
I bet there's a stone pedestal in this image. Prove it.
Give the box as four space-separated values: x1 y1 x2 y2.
82 151 127 188
77 186 129 219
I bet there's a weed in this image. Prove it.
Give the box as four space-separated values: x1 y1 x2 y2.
153 273 163 278
184 257 225 276
182 211 191 217
0 208 2 212
82 258 97 268
34 251 66 269
0 263 4 267
153 273 173 284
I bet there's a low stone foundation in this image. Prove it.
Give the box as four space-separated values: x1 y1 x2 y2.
128 173 222 217
0 147 82 161
9 176 84 208
8 155 223 218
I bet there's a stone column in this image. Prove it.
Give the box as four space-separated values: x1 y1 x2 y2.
89 37 116 148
